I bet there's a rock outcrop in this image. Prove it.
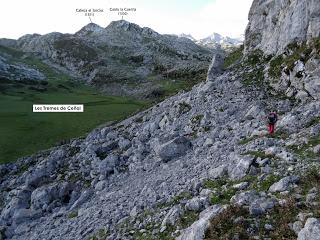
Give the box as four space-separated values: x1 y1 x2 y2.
245 0 320 54
0 55 45 83
243 0 320 102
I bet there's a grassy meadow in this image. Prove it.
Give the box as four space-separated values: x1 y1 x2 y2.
0 46 147 163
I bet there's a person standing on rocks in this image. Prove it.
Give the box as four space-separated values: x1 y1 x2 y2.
267 111 278 134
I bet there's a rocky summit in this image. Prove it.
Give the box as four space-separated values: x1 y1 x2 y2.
1 20 213 98
1 1 320 240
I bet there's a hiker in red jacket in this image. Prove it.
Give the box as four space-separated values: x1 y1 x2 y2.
267 112 278 134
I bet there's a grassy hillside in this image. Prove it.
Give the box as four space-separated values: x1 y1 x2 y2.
0 46 147 163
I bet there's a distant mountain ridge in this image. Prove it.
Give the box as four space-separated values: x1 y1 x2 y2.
0 20 213 99
178 32 243 50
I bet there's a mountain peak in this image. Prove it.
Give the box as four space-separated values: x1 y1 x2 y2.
197 33 243 50
75 23 105 36
208 33 223 41
178 33 196 41
107 20 142 32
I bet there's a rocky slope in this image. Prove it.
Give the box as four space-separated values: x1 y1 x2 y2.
1 21 212 98
0 55 45 83
1 1 320 240
0 46 47 93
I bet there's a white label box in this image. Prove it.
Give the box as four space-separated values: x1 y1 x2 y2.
33 104 84 113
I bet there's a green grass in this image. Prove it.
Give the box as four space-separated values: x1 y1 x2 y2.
288 134 320 160
178 102 192 114
252 174 281 192
268 38 320 79
210 188 237 205
223 45 244 69
68 211 78 219
269 55 284 78
191 114 204 125
205 199 298 240
0 91 146 164
242 67 265 86
244 49 265 66
159 77 201 96
239 50 269 87
299 167 320 195
204 179 228 190
205 167 320 240
180 211 199 229
238 135 260 145
0 47 148 163
88 228 109 240
244 150 278 160
203 179 238 204
305 117 320 128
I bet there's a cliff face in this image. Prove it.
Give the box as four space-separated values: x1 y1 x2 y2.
244 0 320 102
245 0 320 54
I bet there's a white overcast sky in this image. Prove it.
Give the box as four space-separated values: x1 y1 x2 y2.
0 0 253 40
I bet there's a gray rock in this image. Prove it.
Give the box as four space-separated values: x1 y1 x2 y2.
244 105 265 120
25 167 49 188
99 154 119 177
207 53 224 77
229 155 254 180
269 176 299 193
31 188 51 210
185 197 208 212
129 206 140 218
0 188 31 224
199 189 213 197
306 193 318 204
292 221 303 235
30 182 73 211
264 224 274 231
232 182 249 190
207 165 228 179
313 145 320 154
157 136 192 162
298 218 320 240
95 181 107 191
161 205 184 227
231 191 260 206
177 205 224 240
118 138 131 150
12 208 41 225
249 197 277 216
69 190 93 211
0 55 45 82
